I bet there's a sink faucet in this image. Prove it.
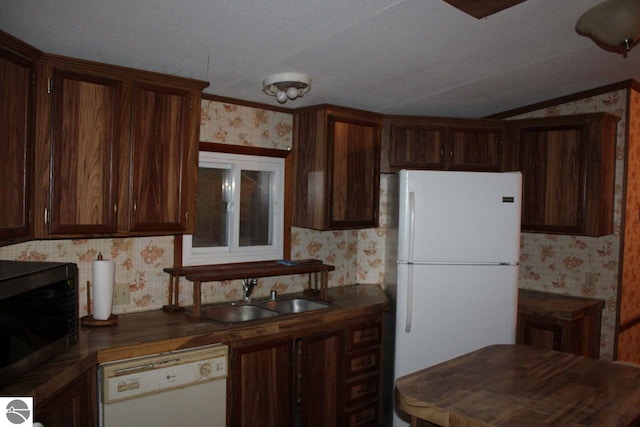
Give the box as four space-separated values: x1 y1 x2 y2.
242 278 257 301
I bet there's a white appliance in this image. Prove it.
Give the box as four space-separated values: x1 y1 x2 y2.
391 170 522 426
99 344 228 427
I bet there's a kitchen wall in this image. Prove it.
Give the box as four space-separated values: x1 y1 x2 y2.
508 89 628 360
3 91 626 359
0 99 390 317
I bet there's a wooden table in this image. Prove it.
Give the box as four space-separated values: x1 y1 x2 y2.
395 344 640 426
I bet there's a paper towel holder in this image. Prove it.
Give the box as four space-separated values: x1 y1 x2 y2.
81 279 118 326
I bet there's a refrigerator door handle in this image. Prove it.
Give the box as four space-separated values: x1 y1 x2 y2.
406 263 413 333
408 192 415 263
406 192 416 333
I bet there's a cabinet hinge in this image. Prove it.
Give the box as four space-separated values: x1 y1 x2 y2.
44 208 50 225
47 77 53 94
189 99 193 110
31 72 36 87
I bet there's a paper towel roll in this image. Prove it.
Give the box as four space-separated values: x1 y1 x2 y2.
92 259 115 320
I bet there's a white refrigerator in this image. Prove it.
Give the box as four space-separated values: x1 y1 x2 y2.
391 170 522 427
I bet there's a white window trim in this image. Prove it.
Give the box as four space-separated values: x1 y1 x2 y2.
182 151 284 266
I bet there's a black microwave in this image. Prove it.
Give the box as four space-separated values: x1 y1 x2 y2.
0 260 78 387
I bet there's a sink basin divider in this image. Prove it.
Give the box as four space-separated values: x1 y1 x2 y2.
162 260 335 318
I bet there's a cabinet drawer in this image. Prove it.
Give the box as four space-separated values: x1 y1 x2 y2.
346 321 382 350
344 373 379 406
345 347 380 377
344 400 379 427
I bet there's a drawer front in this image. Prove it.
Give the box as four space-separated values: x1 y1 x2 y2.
346 321 382 351
345 373 379 406
344 401 379 427
345 347 380 377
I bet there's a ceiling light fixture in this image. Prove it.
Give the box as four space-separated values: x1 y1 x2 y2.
576 0 640 55
262 72 311 104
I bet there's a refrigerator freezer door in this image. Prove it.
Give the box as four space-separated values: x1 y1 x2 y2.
398 170 522 264
394 263 518 380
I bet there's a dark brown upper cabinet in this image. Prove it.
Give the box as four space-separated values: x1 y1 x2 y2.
0 31 39 245
47 68 121 235
509 113 619 236
34 54 207 238
128 82 197 233
293 105 381 230
381 116 507 173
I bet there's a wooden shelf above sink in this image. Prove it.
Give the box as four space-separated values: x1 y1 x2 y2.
163 260 335 318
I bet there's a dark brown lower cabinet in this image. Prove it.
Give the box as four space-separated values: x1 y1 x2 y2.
516 289 604 359
231 337 294 427
229 316 383 427
300 330 343 426
35 366 97 427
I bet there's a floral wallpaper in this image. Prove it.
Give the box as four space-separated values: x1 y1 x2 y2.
200 99 293 149
509 90 628 361
0 237 174 316
617 88 640 361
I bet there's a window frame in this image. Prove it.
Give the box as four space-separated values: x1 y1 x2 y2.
181 143 291 266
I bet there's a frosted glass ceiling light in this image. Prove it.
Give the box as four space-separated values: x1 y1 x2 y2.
262 72 311 104
576 0 640 55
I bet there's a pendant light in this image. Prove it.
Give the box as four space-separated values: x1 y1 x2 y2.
576 0 640 55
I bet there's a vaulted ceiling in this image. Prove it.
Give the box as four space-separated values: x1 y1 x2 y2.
1 0 638 117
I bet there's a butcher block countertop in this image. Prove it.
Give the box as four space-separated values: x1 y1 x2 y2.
0 284 388 405
395 344 640 426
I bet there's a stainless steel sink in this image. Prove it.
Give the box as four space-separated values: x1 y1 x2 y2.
259 298 330 314
205 304 279 323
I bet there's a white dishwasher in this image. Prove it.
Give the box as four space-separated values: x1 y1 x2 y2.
99 343 227 427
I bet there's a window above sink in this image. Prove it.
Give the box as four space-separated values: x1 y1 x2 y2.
182 150 285 266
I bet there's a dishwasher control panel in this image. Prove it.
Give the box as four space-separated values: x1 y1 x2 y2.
101 344 228 404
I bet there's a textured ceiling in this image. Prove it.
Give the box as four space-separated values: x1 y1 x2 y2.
1 0 638 117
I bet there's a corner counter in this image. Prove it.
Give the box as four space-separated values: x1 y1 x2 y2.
516 289 605 358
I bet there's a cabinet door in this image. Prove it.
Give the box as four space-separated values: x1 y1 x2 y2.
36 367 97 427
300 330 343 427
448 126 503 171
49 69 120 234
389 124 446 170
128 82 194 232
519 124 585 233
328 114 380 228
514 113 617 236
382 117 506 173
231 338 294 427
0 41 35 243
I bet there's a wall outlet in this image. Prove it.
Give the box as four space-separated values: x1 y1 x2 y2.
113 283 131 306
584 272 599 291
